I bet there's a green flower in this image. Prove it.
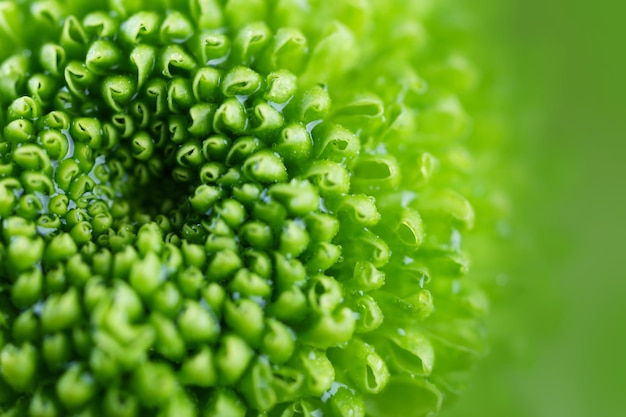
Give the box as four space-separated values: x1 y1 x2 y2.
0 0 507 416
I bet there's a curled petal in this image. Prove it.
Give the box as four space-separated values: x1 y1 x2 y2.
121 11 161 45
240 358 278 411
264 70 297 104
7 96 41 121
278 219 310 257
269 366 304 405
189 184 222 214
206 248 242 282
306 275 342 314
60 16 88 58
351 154 401 194
83 11 119 38
21 172 54 195
224 0 268 31
52 89 79 114
0 179 20 217
238 220 272 250
130 100 150 128
278 399 322 417
111 113 135 139
72 141 96 173
205 388 247 416
41 287 82 332
393 208 425 250
213 97 247 134
191 31 230 65
13 144 52 173
372 291 433 326
242 150 288 184
287 84 331 124
101 75 136 112
130 131 155 161
48 195 69 218
232 21 271 65
131 362 177 408
267 286 307 323
160 44 197 78
0 343 38 393
159 11 194 44
329 338 389 394
199 161 226 184
230 182 262 207
130 44 156 90
243 249 272 280
39 110 71 130
304 212 340 243
229 268 271 299
269 179 319 216
291 347 334 396
6 235 44 274
301 21 357 86
0 1 22 46
15 193 45 220
336 194 381 227
188 103 217 137
150 294 184 348
332 93 385 133
221 65 262 97
415 189 475 230
192 66 222 102
68 174 96 200
144 78 168 117
340 229 390 268
274 252 306 291
64 61 96 99
189 0 224 30
260 319 295 365
177 300 220 345
301 307 355 349
311 123 360 166
215 334 254 385
39 43 65 77
179 346 217 387
302 160 351 197
70 118 103 150
261 28 308 74
250 99 285 140
384 261 432 299
363 375 442 417
13 308 40 343
215 199 247 230
27 73 57 104
226 136 263 166
0 54 29 103
350 293 384 333
85 40 122 75
273 123 312 166
167 77 194 113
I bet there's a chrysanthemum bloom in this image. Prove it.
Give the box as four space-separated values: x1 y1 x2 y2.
0 1 504 416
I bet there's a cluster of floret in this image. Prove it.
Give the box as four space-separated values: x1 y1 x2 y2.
0 1 490 416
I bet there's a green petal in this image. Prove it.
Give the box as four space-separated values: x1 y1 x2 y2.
0 343 38 392
56 364 96 410
363 375 442 417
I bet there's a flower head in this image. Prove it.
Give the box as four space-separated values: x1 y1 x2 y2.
0 1 497 416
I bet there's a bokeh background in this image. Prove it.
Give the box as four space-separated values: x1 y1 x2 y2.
442 0 626 416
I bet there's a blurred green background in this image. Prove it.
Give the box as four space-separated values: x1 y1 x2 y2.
443 0 626 416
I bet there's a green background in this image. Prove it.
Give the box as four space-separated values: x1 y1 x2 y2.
443 0 626 416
